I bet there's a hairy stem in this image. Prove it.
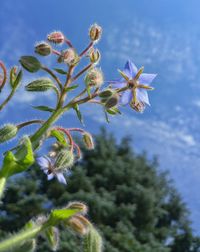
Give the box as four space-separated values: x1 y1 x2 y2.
79 41 94 57
0 87 17 111
41 65 63 90
0 176 6 199
17 120 44 130
0 61 7 92
0 224 44 252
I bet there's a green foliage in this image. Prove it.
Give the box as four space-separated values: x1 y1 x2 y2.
0 130 199 251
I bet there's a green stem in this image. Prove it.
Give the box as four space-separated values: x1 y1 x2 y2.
0 224 44 252
17 120 44 130
0 176 6 199
30 108 65 149
0 87 17 111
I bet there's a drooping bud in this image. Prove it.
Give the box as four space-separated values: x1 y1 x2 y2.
0 124 18 143
105 93 119 109
84 226 103 252
35 41 52 56
67 201 88 215
19 56 41 73
89 48 101 64
57 48 78 65
67 215 90 235
54 149 74 170
47 31 65 44
89 24 102 42
85 68 103 88
82 132 94 150
25 78 55 92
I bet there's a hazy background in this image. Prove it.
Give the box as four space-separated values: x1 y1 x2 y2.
1 0 200 233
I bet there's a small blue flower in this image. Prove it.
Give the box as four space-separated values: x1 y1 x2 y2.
110 60 157 112
37 156 71 185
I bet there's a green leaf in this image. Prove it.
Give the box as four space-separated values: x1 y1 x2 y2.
53 68 68 75
32 105 54 112
65 85 78 92
0 136 34 177
25 78 55 92
49 129 67 146
48 209 79 226
73 104 84 125
19 56 41 73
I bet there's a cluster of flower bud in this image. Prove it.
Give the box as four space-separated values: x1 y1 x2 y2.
85 68 103 88
57 48 78 66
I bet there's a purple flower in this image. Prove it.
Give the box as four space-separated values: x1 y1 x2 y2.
37 156 71 185
110 60 157 112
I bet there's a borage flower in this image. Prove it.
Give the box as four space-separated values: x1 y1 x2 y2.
110 60 157 112
37 156 71 185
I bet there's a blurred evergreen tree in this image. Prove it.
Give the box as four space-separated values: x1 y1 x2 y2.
0 128 199 252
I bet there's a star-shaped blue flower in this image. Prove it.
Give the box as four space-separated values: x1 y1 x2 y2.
110 60 157 112
37 156 71 185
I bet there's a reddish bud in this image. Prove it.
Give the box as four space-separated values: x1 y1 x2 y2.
47 31 65 44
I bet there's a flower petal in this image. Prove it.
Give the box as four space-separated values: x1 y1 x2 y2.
136 89 150 106
139 73 157 85
124 60 138 78
37 156 50 169
56 173 67 185
120 90 132 105
109 80 126 88
47 173 54 180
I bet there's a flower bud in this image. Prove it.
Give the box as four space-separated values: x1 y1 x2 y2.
57 48 78 65
0 124 18 143
25 78 55 92
35 42 52 56
85 68 103 88
105 93 119 109
47 31 65 44
89 48 101 64
19 56 41 73
45 227 59 251
89 24 102 42
99 89 114 98
82 133 94 150
67 201 88 215
67 215 89 235
55 149 74 170
84 226 103 252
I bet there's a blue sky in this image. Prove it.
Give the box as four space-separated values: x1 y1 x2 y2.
1 0 200 233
